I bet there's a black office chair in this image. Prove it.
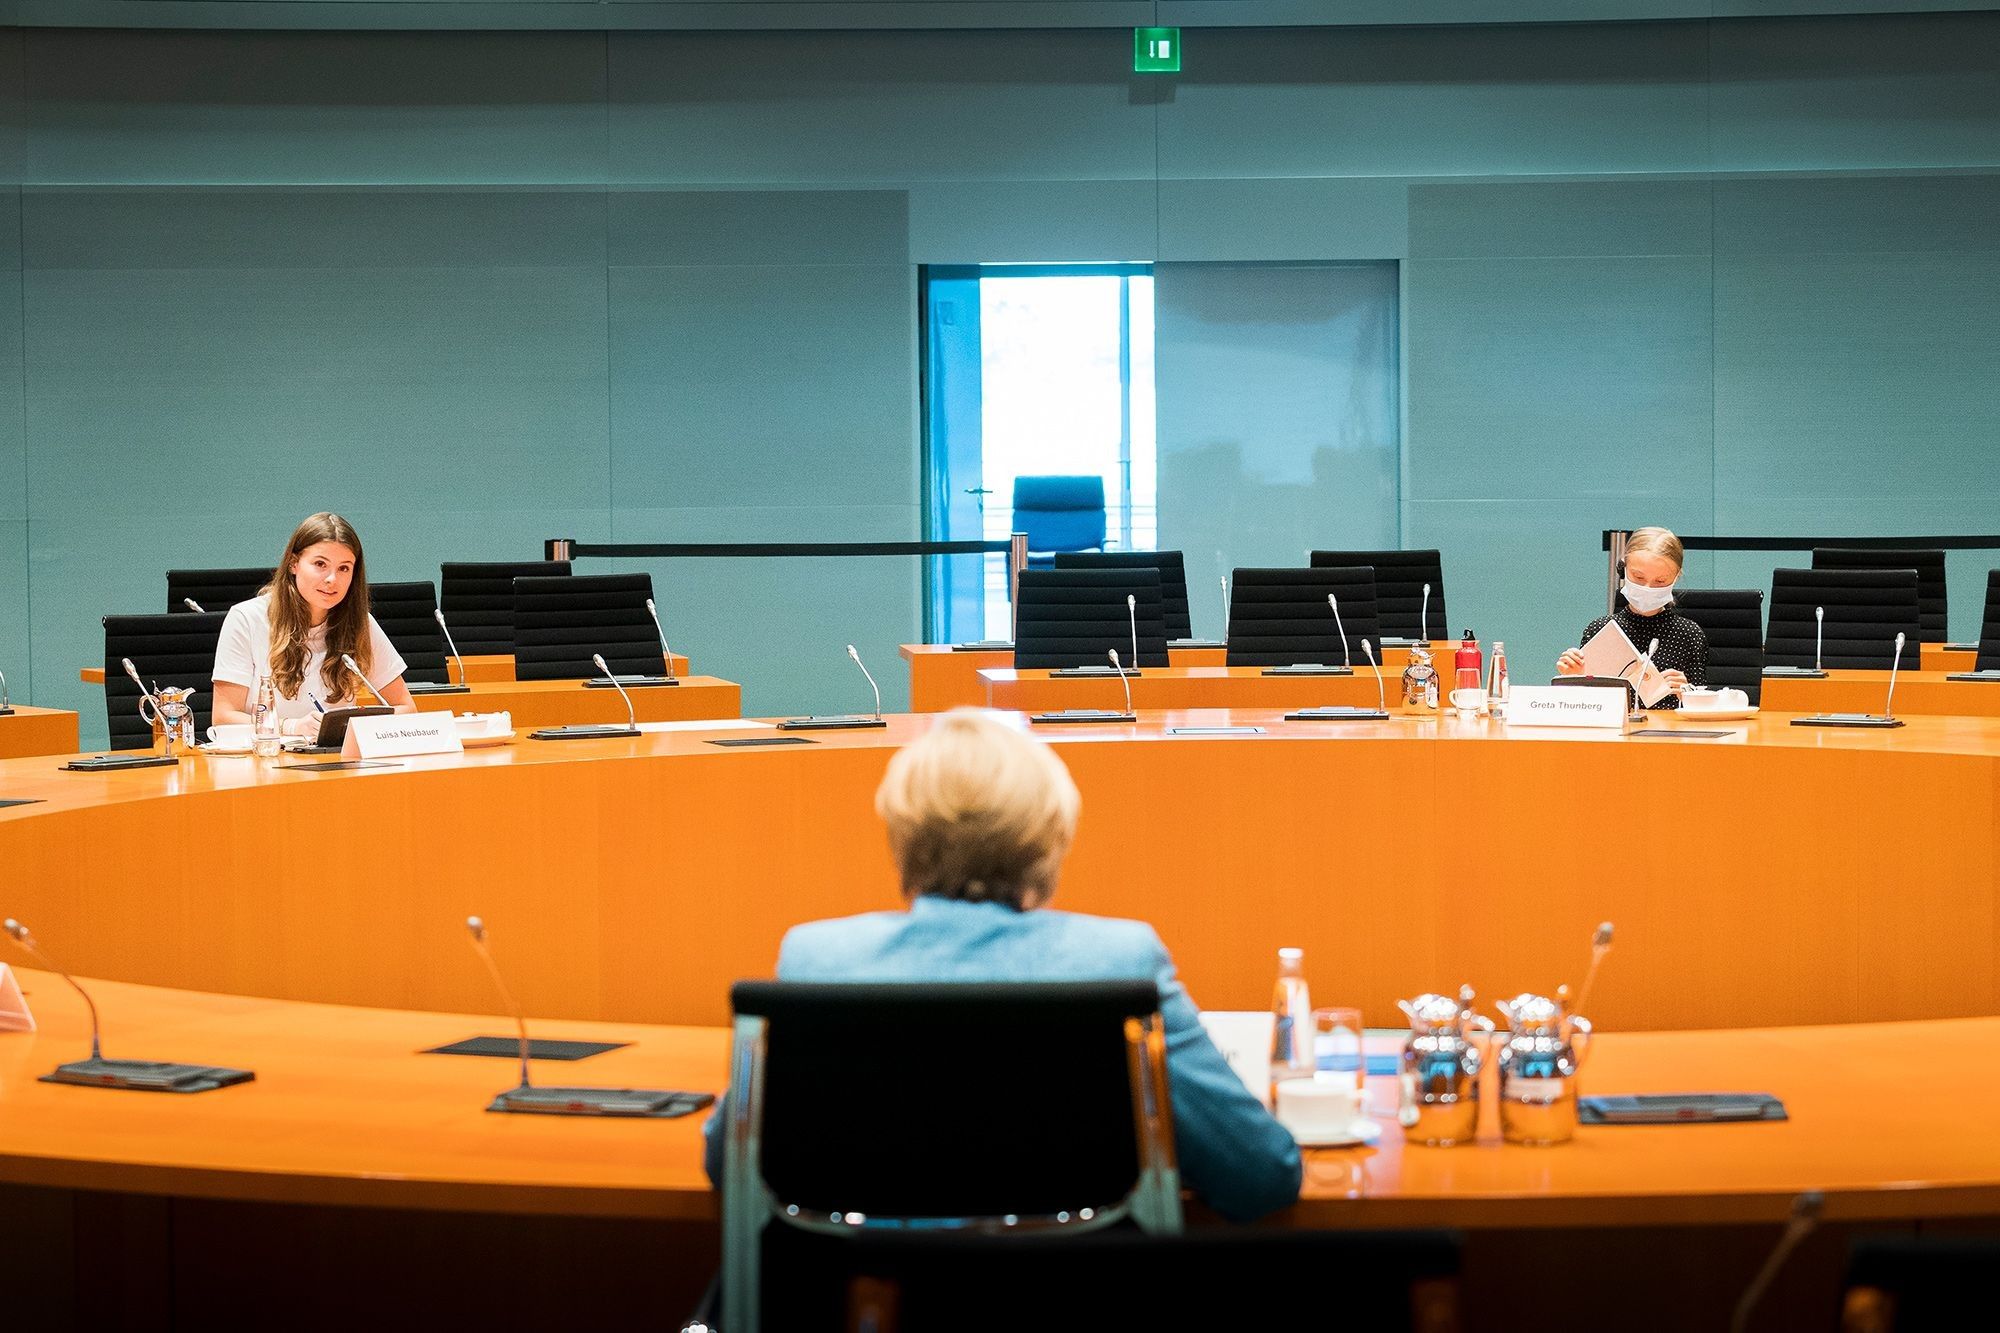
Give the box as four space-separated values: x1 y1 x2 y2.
165 566 271 615
1976 570 2000 672
1310 548 1448 644
102 612 227 750
1766 568 1922 671
439 559 571 657
1012 568 1169 669
722 980 1182 1332
1054 550 1194 641
1841 1235 2000 1331
1812 548 1949 644
1674 588 1765 704
368 580 451 687
827 1228 1463 1333
511 572 665 681
1225 566 1381 669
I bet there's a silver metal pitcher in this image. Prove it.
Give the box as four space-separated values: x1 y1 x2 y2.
140 683 199 758
1397 986 1493 1146
1401 641 1440 710
1493 991 1593 1146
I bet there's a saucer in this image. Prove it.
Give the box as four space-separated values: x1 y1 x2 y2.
459 733 514 749
198 743 255 756
1291 1117 1381 1149
1678 705 1757 721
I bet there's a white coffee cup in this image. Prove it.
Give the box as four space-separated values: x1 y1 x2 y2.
205 723 254 747
1275 1077 1364 1141
1681 687 1748 713
1448 686 1487 715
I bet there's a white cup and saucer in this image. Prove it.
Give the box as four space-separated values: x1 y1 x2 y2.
1274 1078 1381 1148
1448 686 1487 718
201 723 256 756
1676 686 1756 720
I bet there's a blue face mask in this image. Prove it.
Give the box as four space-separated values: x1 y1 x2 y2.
1622 579 1675 613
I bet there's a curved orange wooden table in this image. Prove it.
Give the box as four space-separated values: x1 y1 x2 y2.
1 971 1995 1230
1761 669 2000 717
0 707 79 759
1 708 1994 1035
980 665 1393 712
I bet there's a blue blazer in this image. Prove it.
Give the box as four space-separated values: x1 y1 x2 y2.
705 895 1302 1223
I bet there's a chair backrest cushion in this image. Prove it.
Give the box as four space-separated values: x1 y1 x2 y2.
439 560 571 656
1013 568 1168 669
511 572 662 681
1811 547 1949 643
368 581 448 685
1978 569 2000 672
1309 549 1447 643
166 566 272 615
1012 475 1106 555
1055 550 1193 640
1227 566 1380 668
1766 567 1921 671
734 980 1157 1220
1673 588 1765 704
103 612 227 750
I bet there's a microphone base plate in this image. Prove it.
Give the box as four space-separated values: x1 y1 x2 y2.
1946 671 2000 682
952 641 1015 652
1284 708 1392 722
1762 668 1829 678
585 676 679 688
527 725 643 740
1049 666 1143 677
488 1085 714 1118
1261 665 1353 676
1790 714 1905 728
776 716 888 730
1029 710 1136 724
405 682 473 695
0 705 12 715
43 1057 254 1094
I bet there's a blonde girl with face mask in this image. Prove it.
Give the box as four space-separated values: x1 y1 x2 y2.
1555 526 1709 710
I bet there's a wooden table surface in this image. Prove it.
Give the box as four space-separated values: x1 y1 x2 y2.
1761 669 2000 717
2 970 1995 1231
0 707 80 760
403 676 739 729
980 665 1398 712
1 707 1993 1035
904 642 1452 712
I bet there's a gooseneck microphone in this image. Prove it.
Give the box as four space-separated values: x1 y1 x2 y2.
121 657 158 711
340 654 392 709
434 608 469 687
1362 639 1387 714
1420 582 1432 644
181 597 205 613
1283 640 1391 722
1329 594 1352 669
850 644 882 721
459 914 709 1118
1815 606 1824 673
1575 921 1615 1018
1219 575 1230 633
594 653 638 732
0 665 10 714
644 597 679 682
1729 1191 1825 1333
1791 630 1908 729
1108 649 1135 719
1884 631 1905 718
1127 594 1140 676
2 917 252 1092
777 645 891 729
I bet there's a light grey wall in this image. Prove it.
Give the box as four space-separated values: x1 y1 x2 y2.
1 13 1996 744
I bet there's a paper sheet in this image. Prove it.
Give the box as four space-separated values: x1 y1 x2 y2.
1578 618 1673 707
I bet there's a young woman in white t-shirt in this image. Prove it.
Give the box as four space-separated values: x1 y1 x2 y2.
211 512 416 737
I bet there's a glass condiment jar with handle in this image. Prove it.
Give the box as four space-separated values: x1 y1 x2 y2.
1493 990 1594 1145
1396 985 1494 1146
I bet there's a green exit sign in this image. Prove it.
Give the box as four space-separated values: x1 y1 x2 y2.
1134 27 1181 73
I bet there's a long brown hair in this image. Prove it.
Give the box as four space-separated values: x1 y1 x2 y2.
263 512 373 701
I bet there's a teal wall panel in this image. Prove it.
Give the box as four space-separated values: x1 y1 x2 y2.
1 10 1997 731
23 30 609 184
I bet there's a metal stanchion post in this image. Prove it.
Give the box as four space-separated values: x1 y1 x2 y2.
1009 532 1028 640
546 538 575 563
1606 530 1629 615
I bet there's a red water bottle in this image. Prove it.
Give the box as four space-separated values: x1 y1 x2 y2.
1454 630 1483 694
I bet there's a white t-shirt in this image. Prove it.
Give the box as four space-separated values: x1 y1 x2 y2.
212 594 408 725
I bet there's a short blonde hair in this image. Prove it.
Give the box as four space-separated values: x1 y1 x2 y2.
875 709 1081 911
1625 526 1686 572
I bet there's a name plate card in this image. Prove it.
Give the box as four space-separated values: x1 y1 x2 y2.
342 714 466 760
1504 686 1626 729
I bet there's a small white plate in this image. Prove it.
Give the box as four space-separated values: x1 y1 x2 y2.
1678 706 1758 721
1292 1117 1382 1149
198 743 255 756
460 733 514 749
